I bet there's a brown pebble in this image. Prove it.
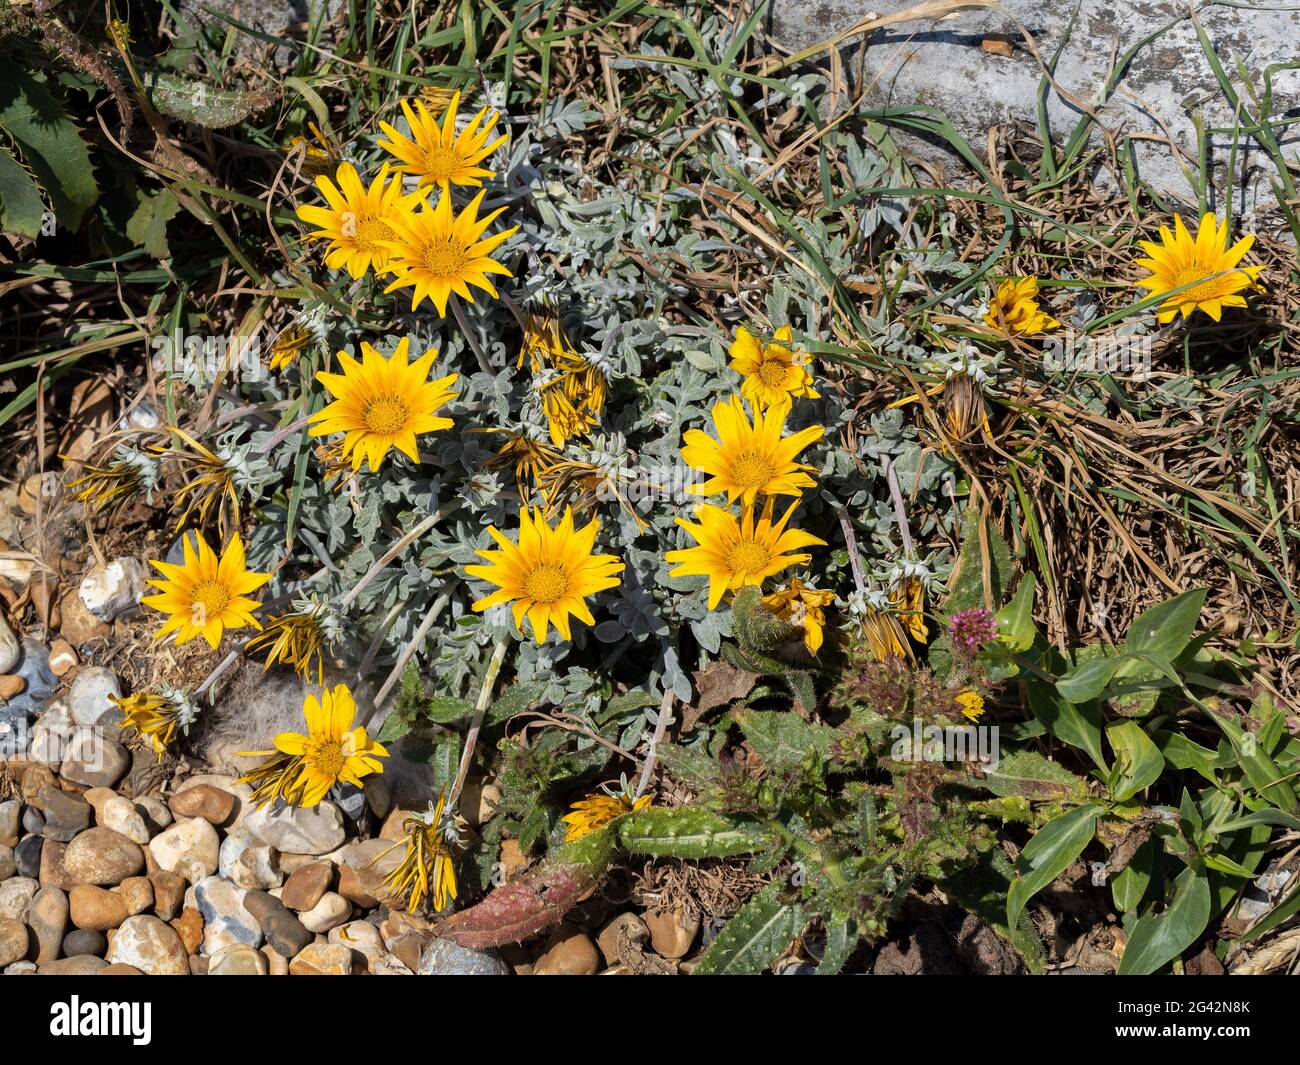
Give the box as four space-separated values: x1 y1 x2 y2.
280 861 333 913
171 908 204 955
148 870 186 921
533 924 600 976
48 639 78 676
0 674 25 700
97 963 144 975
981 35 1014 57
168 784 235 826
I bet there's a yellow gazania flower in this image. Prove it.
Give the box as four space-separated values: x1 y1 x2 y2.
681 395 823 506
295 162 423 279
562 791 652 842
861 606 913 663
728 325 819 412
112 690 196 761
481 428 564 500
954 690 985 722
666 499 825 610
466 507 624 643
761 578 836 655
269 684 388 807
381 189 518 316
66 446 159 519
269 325 313 372
378 792 459 914
246 606 331 683
889 575 928 643
377 93 508 192
307 337 459 473
983 277 1060 336
158 427 245 537
142 532 271 649
519 312 607 447
1134 212 1264 323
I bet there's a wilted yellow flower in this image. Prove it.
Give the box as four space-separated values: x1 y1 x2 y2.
307 338 459 473
519 312 607 447
269 325 314 372
889 574 928 644
1134 212 1264 323
378 92 508 192
983 277 1059 336
66 446 159 519
562 790 652 841
246 603 336 683
681 395 823 506
954 689 985 722
728 325 818 412
142 532 270 649
377 792 459 913
762 578 835 655
159 427 247 537
466 507 624 643
481 428 564 500
295 162 424 279
665 499 825 610
112 689 199 761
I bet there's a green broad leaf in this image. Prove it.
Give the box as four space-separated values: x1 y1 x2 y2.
942 508 1014 613
995 573 1037 652
1211 808 1300 835
733 708 835 774
1106 721 1165 802
1008 803 1100 929
424 696 476 724
484 680 547 726
1056 655 1121 704
1117 866 1212 975
1111 839 1156 914
1123 588 1207 663
0 146 44 238
1156 731 1222 784
693 883 804 975
815 915 858 975
1027 677 1108 772
126 188 180 259
617 807 766 859
0 61 98 230
981 749 1089 801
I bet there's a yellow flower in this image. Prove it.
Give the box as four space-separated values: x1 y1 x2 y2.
66 447 159 519
467 507 624 643
377 93 508 192
519 312 607 446
307 337 459 473
889 575 928 644
268 684 388 807
295 162 423 279
728 325 819 412
562 791 652 842
481 428 564 500
269 325 313 372
983 277 1059 335
1134 212 1264 323
381 189 517 316
681 395 823 506
861 606 912 663
954 689 985 722
158 427 246 537
113 690 196 761
761 578 835 655
378 792 459 913
665 499 825 610
246 606 332 683
142 532 270 649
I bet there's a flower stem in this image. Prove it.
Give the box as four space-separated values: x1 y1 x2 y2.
448 638 509 808
339 506 450 608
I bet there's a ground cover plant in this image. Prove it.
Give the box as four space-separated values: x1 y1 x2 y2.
0 0 1298 977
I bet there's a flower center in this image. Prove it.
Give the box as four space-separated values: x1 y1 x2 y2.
306 736 346 778
1170 262 1237 302
731 451 775 490
421 236 470 278
353 217 395 254
726 540 771 576
523 563 568 604
421 144 464 183
190 581 230 624
363 396 410 436
756 358 789 389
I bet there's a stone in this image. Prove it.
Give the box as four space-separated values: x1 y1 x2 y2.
47 639 77 677
0 674 25 700
0 842 13 880
289 942 354 975
78 557 145 622
280 860 333 912
15 835 41 879
173 775 251 831
209 942 268 975
148 869 186 920
0 877 38 920
218 830 282 889
371 954 414 975
262 944 290 975
62 827 145 885
67 667 123 727
192 875 262 953
63 928 107 957
500 837 528 880
39 955 108 975
69 884 130 931
768 0 1300 217
149 818 221 883
20 764 56 806
335 863 379 908
59 728 130 788
299 891 351 933
59 588 112 646
37 785 90 842
21 806 43 834
171 908 204 955
241 801 345 855
30 886 69 962
114 877 154 917
0 611 18 673
0 916 29 966
97 963 143 975
242 890 313 958
364 777 391 819
417 938 509 976
597 912 651 967
135 793 173 833
533 925 600 976
388 933 426 973
105 915 189 975
461 780 501 829
0 799 19 846
39 838 73 890
29 701 74 766
3 960 37 974
646 906 701 960
328 920 386 971
98 796 150 845
335 838 403 907
169 783 235 825
5 638 56 713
